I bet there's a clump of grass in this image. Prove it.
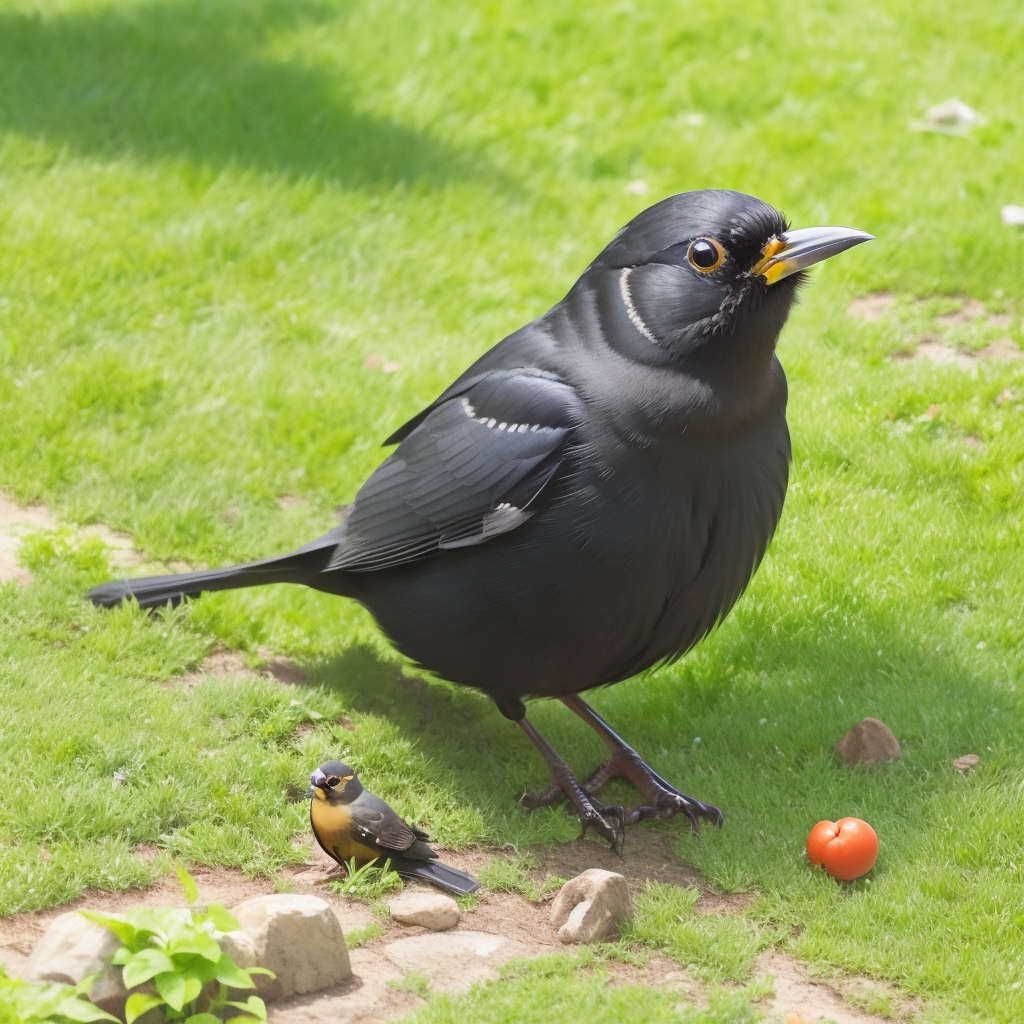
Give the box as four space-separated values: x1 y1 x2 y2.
344 923 383 949
387 972 431 1000
330 858 403 901
624 883 781 983
477 853 564 903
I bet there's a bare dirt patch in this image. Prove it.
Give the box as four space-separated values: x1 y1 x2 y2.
755 952 915 1024
892 335 1023 369
848 293 1024 368
847 293 896 321
1 492 154 585
0 493 57 584
169 646 306 690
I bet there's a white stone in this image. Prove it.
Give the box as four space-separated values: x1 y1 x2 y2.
233 894 351 1001
550 869 632 944
388 891 461 931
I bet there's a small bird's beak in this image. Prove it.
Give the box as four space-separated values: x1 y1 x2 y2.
751 226 875 285
310 768 328 800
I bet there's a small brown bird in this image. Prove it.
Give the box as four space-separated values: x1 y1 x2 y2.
309 760 479 895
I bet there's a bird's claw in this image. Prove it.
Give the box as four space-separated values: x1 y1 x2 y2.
523 773 625 853
583 752 723 836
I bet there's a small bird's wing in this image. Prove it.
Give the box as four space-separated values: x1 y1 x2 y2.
347 793 421 852
328 370 582 573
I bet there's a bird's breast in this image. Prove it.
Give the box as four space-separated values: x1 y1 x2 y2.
310 799 381 867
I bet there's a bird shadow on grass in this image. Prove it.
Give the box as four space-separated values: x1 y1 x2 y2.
0 0 490 189
300 598 1016 856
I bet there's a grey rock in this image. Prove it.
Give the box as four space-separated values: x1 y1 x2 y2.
233 894 351 1001
834 717 902 767
550 869 632 943
21 913 128 1019
388 891 461 931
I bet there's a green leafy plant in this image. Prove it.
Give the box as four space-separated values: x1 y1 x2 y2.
81 865 273 1024
0 967 116 1024
330 858 403 901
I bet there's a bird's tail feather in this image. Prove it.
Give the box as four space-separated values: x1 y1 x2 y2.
389 856 480 896
87 545 335 610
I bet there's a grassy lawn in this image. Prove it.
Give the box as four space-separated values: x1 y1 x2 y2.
2 0 1024 1020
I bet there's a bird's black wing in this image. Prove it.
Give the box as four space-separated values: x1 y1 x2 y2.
383 323 558 445
350 807 419 852
327 369 582 573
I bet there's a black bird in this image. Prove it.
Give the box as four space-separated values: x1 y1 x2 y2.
89 191 872 848
308 760 480 895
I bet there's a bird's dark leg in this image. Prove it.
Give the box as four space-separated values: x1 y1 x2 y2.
561 694 723 834
515 717 625 853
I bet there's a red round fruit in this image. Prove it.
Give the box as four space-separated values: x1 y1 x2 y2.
806 817 878 881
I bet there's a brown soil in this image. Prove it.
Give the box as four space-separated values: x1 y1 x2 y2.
168 647 306 690
0 493 56 584
0 491 180 586
847 293 1023 368
892 335 1023 368
846 293 896 321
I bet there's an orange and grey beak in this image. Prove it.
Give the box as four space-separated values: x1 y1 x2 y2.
752 226 874 285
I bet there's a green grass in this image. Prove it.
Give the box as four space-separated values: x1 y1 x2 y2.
2 0 1024 1021
410 952 771 1024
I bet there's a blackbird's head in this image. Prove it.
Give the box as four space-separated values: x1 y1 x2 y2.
310 760 364 804
590 189 872 363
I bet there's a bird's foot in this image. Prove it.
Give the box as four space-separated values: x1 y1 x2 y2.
582 750 723 835
523 769 626 853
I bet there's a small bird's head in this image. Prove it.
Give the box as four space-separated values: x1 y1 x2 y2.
310 760 364 804
589 189 872 363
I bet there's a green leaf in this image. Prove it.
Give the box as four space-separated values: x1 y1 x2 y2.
183 1015 222 1024
155 970 187 1011
126 992 166 1024
123 948 176 988
213 957 255 989
169 929 221 962
181 958 219 986
80 910 139 948
201 903 239 933
182 975 203 1005
176 864 200 906
50 993 120 1022
226 995 267 1020
244 967 276 978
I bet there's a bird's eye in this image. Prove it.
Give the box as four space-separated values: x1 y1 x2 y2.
326 775 340 788
687 238 725 273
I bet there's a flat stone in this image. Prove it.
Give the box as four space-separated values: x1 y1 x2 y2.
834 718 901 767
388 891 461 931
382 931 528 995
234 894 351 1001
953 753 980 773
550 869 632 943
